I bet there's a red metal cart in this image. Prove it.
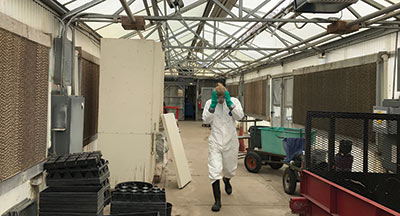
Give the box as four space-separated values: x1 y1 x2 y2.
290 111 400 216
290 170 400 216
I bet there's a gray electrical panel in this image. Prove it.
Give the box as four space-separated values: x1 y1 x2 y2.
373 99 400 172
54 38 73 86
51 95 84 155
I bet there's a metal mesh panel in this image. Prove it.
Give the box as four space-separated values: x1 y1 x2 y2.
305 111 400 212
81 58 100 146
0 28 49 181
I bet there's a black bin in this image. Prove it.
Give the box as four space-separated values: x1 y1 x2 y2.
249 126 269 149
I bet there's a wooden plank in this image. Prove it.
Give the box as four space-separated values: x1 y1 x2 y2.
162 113 191 189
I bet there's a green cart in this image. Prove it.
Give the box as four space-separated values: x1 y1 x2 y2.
244 127 308 173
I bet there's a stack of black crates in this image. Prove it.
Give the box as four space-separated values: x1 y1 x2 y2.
39 151 111 216
111 182 171 216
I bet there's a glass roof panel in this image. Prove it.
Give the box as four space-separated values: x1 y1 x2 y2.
350 1 383 16
97 23 131 38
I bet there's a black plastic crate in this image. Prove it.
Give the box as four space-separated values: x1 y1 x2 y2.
46 161 109 183
40 186 104 207
46 159 108 179
39 207 103 216
305 111 400 212
111 202 166 216
112 187 166 203
46 170 110 186
45 151 102 170
46 158 108 173
115 181 153 190
110 212 159 216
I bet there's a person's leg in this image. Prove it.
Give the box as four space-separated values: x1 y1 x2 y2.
209 147 223 211
222 146 238 195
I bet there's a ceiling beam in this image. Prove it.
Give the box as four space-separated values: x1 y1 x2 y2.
226 2 400 75
210 0 237 18
163 45 281 51
119 0 207 38
188 0 215 59
143 16 333 23
63 0 106 20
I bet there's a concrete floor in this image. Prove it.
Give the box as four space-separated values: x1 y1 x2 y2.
165 121 297 216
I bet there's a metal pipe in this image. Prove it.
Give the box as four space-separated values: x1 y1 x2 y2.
347 2 400 27
76 14 400 25
227 4 400 75
163 45 281 51
71 25 76 95
63 0 106 20
206 0 290 69
119 0 144 39
143 16 333 23
365 10 400 26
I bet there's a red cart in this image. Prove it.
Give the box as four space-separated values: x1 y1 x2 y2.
290 111 400 216
290 170 400 216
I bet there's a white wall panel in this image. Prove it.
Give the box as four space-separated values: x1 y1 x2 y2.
98 39 164 186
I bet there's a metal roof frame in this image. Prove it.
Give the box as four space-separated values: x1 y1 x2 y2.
45 0 400 78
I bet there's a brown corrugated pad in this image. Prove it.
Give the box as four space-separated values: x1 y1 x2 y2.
0 28 49 182
244 80 266 116
81 58 100 146
226 84 238 98
293 63 376 140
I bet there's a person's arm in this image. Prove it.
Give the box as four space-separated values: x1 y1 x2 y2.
202 100 214 124
230 98 244 121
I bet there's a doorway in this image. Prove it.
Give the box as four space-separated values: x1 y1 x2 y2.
184 85 196 120
271 77 293 128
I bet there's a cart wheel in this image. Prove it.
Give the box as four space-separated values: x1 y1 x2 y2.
283 167 297 195
244 152 262 173
269 157 284 170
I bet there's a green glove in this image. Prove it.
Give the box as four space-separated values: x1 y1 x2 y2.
225 90 234 109
209 90 218 112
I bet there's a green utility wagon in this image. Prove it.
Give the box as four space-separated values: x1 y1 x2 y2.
244 126 308 173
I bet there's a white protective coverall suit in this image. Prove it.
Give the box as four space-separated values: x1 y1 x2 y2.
202 97 244 183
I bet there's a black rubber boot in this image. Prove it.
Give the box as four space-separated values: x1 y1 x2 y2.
211 180 221 212
223 177 232 195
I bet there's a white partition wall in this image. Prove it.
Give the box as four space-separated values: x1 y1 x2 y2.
98 39 164 186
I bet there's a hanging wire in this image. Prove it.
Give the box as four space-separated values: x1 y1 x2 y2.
294 21 307 29
392 31 399 99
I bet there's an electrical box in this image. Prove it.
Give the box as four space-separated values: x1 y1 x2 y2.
373 99 400 172
51 95 85 155
294 0 358 13
54 38 73 86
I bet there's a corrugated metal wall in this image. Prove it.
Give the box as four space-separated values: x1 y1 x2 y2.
0 27 49 182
